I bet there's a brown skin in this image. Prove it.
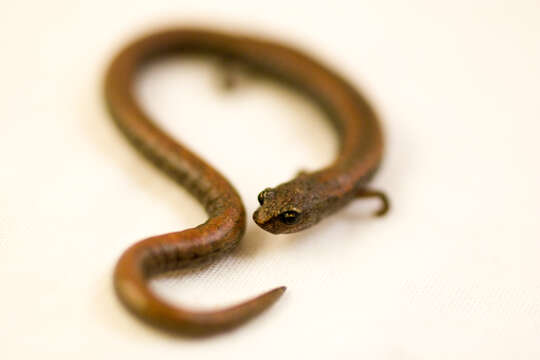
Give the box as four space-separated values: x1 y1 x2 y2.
104 28 389 336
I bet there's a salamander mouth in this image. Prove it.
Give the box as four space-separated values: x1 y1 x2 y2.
252 209 282 234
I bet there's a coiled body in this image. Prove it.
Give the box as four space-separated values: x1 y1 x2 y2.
105 28 388 336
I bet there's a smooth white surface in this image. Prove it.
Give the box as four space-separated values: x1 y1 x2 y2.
1 1 540 358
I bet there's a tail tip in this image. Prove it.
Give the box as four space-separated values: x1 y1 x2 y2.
269 286 287 299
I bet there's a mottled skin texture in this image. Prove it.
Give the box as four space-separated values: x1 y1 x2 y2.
104 28 389 336
253 170 387 234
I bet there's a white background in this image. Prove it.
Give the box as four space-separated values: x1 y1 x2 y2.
1 0 539 358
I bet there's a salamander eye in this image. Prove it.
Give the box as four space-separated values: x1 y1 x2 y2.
258 192 265 205
257 188 273 205
279 210 300 225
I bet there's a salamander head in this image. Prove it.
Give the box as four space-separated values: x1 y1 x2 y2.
253 175 328 234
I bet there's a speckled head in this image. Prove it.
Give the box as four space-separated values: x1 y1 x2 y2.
253 175 329 234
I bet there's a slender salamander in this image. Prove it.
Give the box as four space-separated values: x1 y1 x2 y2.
104 28 389 336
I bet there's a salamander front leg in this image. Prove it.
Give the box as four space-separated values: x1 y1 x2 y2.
217 57 259 91
217 58 238 90
356 188 390 217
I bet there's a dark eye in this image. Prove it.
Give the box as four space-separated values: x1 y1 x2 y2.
257 188 273 205
279 211 300 225
257 192 265 205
